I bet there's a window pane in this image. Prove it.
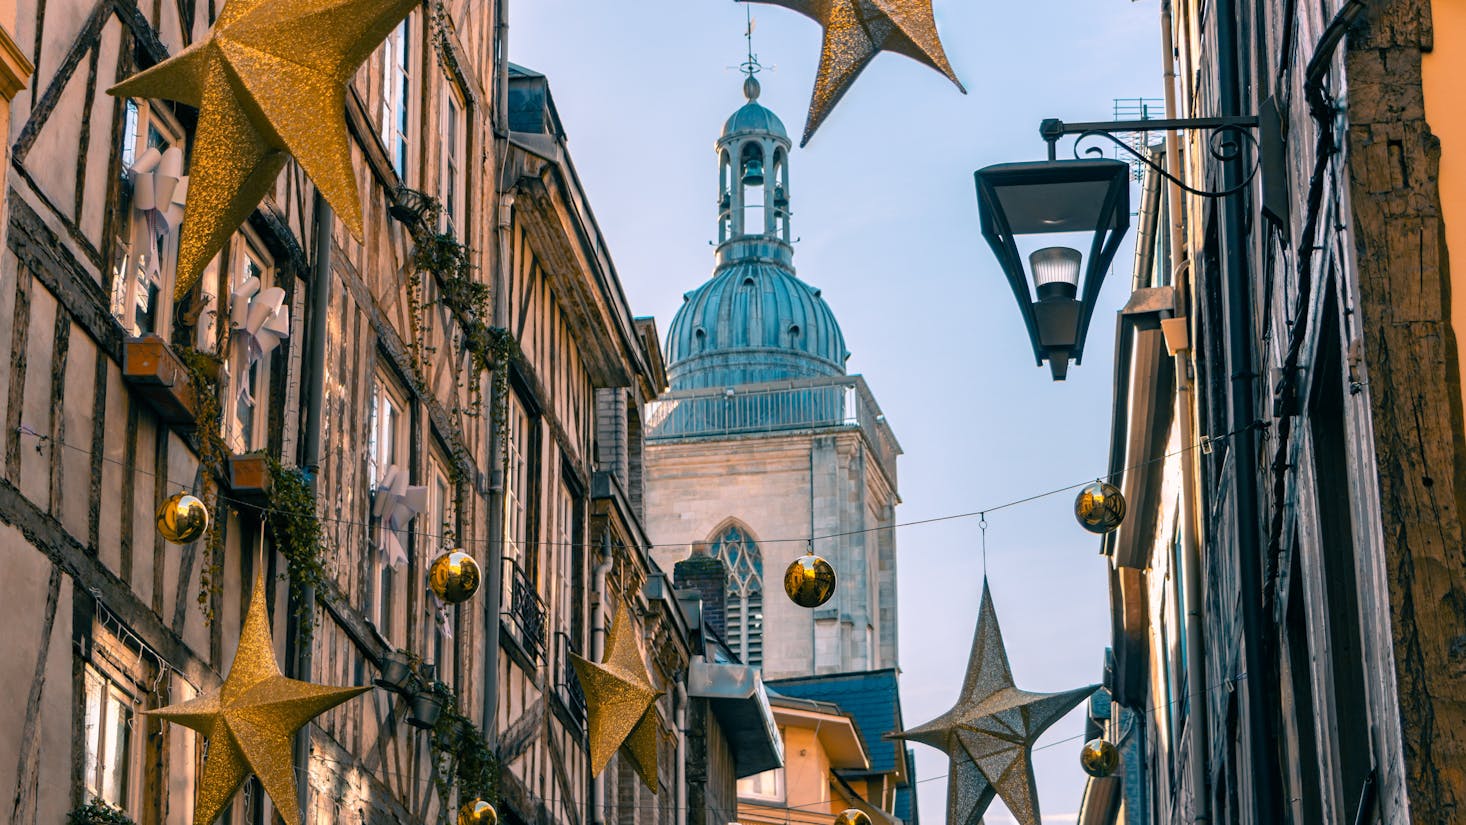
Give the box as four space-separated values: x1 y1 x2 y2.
101 690 131 806
83 670 104 799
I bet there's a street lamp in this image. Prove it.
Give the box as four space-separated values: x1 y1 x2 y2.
975 158 1131 380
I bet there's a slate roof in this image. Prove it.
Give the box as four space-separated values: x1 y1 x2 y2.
765 668 907 777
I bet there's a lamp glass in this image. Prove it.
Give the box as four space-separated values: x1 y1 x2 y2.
1029 246 1082 290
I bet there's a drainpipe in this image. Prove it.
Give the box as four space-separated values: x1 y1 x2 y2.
483 191 514 746
1160 4 1208 821
292 191 332 817
590 533 615 825
1215 0 1283 820
673 682 688 825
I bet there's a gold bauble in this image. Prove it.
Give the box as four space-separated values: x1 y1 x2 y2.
1074 481 1126 534
429 551 482 604
784 552 837 608
1079 737 1122 778
458 799 498 825
156 492 209 544
834 809 873 825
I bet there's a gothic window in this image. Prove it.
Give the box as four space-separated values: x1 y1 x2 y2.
711 522 763 667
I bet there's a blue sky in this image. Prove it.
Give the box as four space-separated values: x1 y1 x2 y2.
510 1 1163 820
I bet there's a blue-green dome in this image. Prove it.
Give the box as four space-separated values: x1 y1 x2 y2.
723 100 788 141
666 248 848 390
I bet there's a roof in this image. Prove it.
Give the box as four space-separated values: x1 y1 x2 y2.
765 668 908 778
895 749 917 823
723 100 789 141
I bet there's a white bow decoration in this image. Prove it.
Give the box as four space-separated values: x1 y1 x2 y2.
373 465 428 568
127 146 189 279
228 276 290 404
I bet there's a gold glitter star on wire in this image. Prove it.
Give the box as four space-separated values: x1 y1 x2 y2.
145 572 369 825
740 0 965 145
889 580 1097 825
570 603 664 791
107 0 417 298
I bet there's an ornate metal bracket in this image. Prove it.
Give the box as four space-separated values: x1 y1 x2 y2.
1039 115 1264 199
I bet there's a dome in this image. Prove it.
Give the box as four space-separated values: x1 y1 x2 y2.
723 101 788 140
666 258 848 390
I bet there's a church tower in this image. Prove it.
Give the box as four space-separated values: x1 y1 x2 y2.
644 73 902 680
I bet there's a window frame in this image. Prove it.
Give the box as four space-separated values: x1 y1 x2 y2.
440 80 468 236
378 14 416 182
221 228 277 455
369 372 412 642
110 99 186 340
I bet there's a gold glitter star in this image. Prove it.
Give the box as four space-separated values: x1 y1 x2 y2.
741 0 965 145
145 572 369 825
570 603 664 789
889 580 1096 825
108 0 417 298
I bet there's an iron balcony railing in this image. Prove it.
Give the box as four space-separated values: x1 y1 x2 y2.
555 631 587 727
502 558 547 664
645 374 901 484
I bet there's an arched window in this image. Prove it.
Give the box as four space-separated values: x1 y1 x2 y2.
710 522 763 667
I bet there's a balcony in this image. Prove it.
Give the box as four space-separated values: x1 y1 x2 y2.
645 374 901 485
555 631 587 727
502 558 547 665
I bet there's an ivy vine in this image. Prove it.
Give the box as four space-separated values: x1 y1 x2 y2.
175 344 230 625
67 800 137 825
431 688 501 810
263 456 327 642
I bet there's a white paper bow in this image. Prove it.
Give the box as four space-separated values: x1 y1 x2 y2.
128 146 189 281
227 276 290 404
372 465 428 568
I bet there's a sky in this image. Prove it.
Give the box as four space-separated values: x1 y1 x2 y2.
509 1 1163 821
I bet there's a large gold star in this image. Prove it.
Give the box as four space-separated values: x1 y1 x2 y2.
570 603 664 790
889 580 1096 825
741 0 965 145
145 572 369 825
108 0 417 298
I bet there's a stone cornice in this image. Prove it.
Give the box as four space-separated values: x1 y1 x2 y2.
0 25 33 102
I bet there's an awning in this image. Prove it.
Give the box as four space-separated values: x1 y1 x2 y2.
688 659 784 777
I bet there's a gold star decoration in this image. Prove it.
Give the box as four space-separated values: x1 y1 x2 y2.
145 572 370 825
889 580 1097 825
740 0 965 145
570 603 664 791
108 0 417 298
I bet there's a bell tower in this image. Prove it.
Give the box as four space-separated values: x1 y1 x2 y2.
717 71 792 244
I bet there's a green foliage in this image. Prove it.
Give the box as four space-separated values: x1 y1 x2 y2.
175 344 230 624
430 689 501 808
263 456 327 642
67 800 136 825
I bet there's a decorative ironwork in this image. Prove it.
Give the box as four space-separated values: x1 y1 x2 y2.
388 185 435 227
503 558 547 663
1038 115 1265 200
556 631 587 725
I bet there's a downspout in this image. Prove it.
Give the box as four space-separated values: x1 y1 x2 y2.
1215 0 1284 820
1160 3 1208 821
673 682 688 825
293 191 333 815
483 190 514 745
590 533 615 825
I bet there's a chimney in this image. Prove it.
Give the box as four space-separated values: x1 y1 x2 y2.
674 543 728 641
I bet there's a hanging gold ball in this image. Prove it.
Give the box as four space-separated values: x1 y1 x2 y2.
834 809 873 825
784 552 837 608
429 550 482 604
1079 737 1122 778
156 492 209 544
1074 481 1126 534
458 799 498 825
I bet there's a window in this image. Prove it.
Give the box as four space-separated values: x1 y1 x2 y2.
83 665 135 808
440 83 467 235
223 233 276 454
737 765 784 802
711 523 763 667
503 388 540 579
110 100 184 338
369 376 409 640
379 16 413 180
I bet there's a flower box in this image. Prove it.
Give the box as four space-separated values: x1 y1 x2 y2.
227 453 272 504
122 335 197 424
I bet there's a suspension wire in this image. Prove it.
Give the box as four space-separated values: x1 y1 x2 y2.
978 512 988 580
15 423 1241 554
